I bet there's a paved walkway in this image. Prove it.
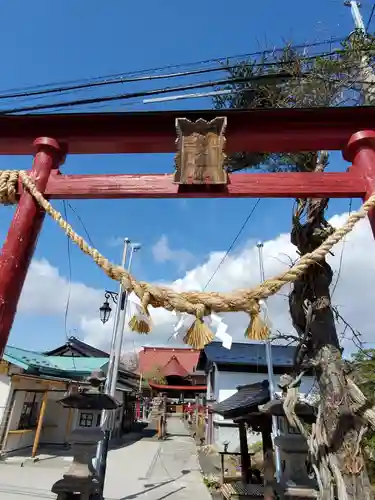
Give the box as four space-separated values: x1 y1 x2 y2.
0 417 211 500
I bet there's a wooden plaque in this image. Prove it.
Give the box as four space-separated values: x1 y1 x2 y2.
174 117 228 185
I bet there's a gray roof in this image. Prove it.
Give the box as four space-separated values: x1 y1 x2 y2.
211 380 270 419
197 342 296 371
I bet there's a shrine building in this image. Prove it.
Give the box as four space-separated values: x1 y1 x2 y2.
138 346 206 405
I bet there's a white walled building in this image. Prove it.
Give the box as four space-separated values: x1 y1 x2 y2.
0 339 139 458
197 341 315 451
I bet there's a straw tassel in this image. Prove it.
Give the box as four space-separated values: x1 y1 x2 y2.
183 314 214 349
244 300 270 341
128 312 151 334
128 292 152 335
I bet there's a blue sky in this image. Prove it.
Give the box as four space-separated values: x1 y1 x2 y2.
0 0 373 352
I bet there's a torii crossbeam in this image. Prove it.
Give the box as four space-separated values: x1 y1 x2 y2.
1 106 375 355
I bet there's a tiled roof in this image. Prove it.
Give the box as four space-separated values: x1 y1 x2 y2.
197 342 296 370
211 380 270 419
162 356 189 377
4 346 109 376
139 347 200 375
44 336 109 358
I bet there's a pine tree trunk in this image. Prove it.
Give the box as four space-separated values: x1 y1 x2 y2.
289 196 373 500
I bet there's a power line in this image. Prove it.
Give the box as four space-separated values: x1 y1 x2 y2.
0 47 352 103
0 73 301 114
367 3 375 31
203 199 261 291
62 200 76 370
0 49 371 114
0 35 347 98
66 202 96 248
331 198 353 297
0 64 370 115
0 38 368 114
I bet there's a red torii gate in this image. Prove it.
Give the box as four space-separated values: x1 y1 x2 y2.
0 106 375 355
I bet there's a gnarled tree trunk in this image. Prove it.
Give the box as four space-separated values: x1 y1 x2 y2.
289 180 373 499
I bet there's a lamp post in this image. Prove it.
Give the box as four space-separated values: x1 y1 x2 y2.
96 238 141 496
99 291 119 325
256 242 282 482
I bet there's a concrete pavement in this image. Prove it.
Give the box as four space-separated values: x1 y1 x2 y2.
0 417 211 500
104 416 211 500
0 465 61 499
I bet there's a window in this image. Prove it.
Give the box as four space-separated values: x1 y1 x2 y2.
96 413 102 427
79 412 94 427
18 392 40 430
19 402 38 429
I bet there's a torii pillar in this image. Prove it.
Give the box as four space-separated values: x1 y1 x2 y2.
344 130 375 238
0 138 64 356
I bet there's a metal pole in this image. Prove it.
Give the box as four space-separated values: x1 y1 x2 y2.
344 1 375 105
344 1 365 32
256 242 282 482
105 238 130 393
109 245 138 397
95 237 131 494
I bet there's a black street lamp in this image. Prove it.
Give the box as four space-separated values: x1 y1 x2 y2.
99 290 119 324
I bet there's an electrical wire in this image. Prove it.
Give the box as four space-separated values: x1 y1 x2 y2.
62 200 76 370
0 56 371 115
1 66 370 116
0 48 353 102
203 199 261 291
66 201 96 248
331 198 353 297
0 35 347 98
0 73 298 114
0 37 370 114
367 3 375 32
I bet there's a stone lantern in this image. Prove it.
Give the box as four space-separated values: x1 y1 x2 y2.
259 376 318 500
51 370 119 500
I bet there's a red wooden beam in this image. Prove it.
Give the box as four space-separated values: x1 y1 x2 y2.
2 107 375 154
42 171 365 199
148 382 207 391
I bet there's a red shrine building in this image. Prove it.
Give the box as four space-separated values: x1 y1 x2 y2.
138 347 206 403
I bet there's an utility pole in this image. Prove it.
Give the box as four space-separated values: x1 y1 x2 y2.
256 242 282 482
344 0 366 31
96 238 141 496
344 1 375 104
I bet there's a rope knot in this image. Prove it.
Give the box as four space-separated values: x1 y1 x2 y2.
181 303 213 349
244 300 269 341
0 170 19 205
195 303 206 319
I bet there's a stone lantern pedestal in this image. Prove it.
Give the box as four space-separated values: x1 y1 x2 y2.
53 428 103 499
259 394 317 500
274 434 316 490
51 371 119 500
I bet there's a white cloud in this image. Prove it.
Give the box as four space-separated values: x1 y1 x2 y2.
19 259 103 319
17 258 179 352
15 212 375 356
107 236 125 248
152 235 194 271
